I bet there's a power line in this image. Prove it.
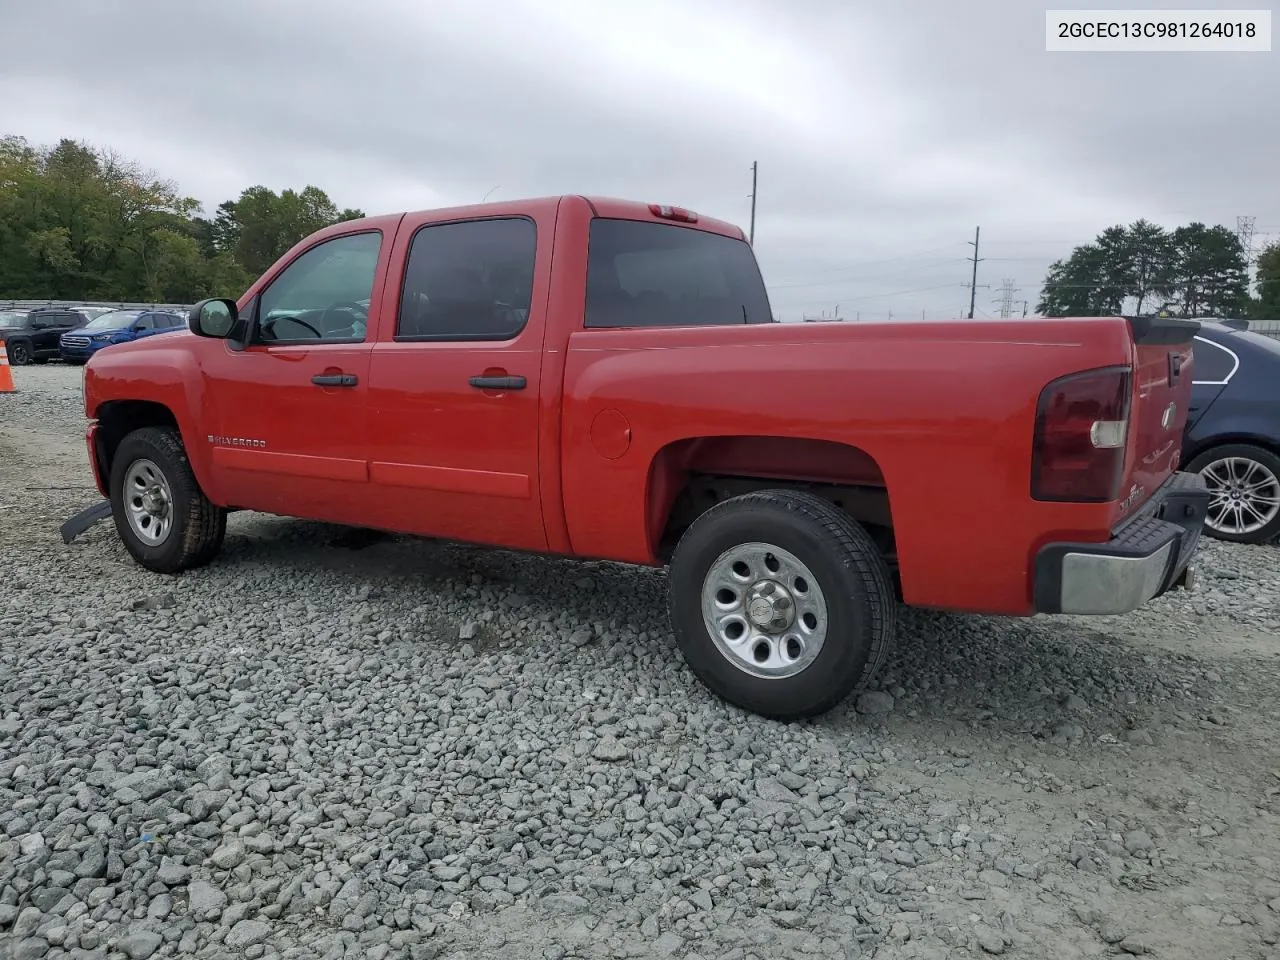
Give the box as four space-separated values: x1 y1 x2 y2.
788 281 968 307
768 259 968 290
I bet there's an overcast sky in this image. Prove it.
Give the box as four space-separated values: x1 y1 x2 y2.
1 0 1276 320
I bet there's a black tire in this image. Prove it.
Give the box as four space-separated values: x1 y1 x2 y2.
1185 443 1280 545
667 488 897 720
109 426 227 573
6 339 33 365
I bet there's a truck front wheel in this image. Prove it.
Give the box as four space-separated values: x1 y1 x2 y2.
109 426 227 574
667 488 897 721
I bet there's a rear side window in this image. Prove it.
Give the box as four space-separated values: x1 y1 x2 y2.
396 217 537 341
584 219 773 329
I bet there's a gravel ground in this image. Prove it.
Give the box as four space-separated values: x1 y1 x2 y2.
2 363 1279 960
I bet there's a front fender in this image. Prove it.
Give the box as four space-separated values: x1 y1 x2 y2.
84 344 219 500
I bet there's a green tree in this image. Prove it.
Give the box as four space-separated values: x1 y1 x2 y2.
1038 219 1251 319
1253 242 1280 320
0 132 362 303
1165 223 1249 318
212 185 364 276
1038 244 1113 316
1038 221 1175 316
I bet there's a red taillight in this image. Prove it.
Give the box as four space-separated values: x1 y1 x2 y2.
648 203 698 223
1031 365 1132 502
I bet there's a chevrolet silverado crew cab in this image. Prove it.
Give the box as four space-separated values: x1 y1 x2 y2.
79 196 1209 719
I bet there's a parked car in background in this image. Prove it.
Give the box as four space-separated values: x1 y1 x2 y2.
59 309 186 364
1 307 87 364
73 306 115 323
1183 318 1280 544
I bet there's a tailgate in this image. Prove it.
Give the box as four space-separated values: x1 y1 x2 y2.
1116 316 1199 523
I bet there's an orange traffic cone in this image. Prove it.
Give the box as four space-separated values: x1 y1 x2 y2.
0 338 16 393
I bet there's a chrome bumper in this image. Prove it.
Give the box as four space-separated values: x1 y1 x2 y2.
1033 471 1209 616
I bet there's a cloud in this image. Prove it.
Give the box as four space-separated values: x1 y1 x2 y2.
1 0 1274 318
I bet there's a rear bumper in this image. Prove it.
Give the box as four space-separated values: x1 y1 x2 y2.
1033 471 1208 615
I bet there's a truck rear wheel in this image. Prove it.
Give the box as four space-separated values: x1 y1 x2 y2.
667 488 896 720
109 426 227 573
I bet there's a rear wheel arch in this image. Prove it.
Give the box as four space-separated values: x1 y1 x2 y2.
645 434 897 569
1182 432 1280 465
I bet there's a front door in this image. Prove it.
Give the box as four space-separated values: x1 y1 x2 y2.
202 229 390 525
363 212 550 551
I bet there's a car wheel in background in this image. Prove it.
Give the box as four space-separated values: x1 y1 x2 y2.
6 339 32 365
1186 443 1280 545
667 488 896 720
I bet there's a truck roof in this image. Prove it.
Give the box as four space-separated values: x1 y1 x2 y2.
338 195 748 242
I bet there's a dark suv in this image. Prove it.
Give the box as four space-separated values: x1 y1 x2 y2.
0 307 87 365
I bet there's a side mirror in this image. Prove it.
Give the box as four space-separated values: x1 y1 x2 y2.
189 298 238 339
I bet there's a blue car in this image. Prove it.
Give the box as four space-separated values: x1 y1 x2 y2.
59 308 186 364
1182 318 1280 544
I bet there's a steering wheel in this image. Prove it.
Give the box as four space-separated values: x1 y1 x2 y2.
260 314 324 340
321 301 370 325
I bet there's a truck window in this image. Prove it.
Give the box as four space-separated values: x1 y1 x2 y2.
395 217 536 341
256 231 382 343
584 219 773 329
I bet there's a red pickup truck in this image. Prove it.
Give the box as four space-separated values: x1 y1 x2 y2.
80 195 1208 719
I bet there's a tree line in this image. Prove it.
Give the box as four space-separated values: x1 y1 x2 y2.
1037 218 1280 320
0 134 364 304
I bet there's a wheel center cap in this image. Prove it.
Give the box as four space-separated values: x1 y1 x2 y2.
746 580 795 632
143 488 167 516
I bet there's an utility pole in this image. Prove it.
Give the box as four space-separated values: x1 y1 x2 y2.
748 162 758 245
967 226 982 319
1022 300 1029 317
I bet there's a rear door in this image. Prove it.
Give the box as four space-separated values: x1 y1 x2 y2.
1186 332 1238 429
362 207 554 551
31 312 77 354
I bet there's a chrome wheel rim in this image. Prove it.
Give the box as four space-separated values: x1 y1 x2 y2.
124 458 175 546
700 542 827 679
1201 456 1280 536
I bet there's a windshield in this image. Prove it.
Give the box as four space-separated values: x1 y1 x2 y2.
0 311 27 329
83 310 143 331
